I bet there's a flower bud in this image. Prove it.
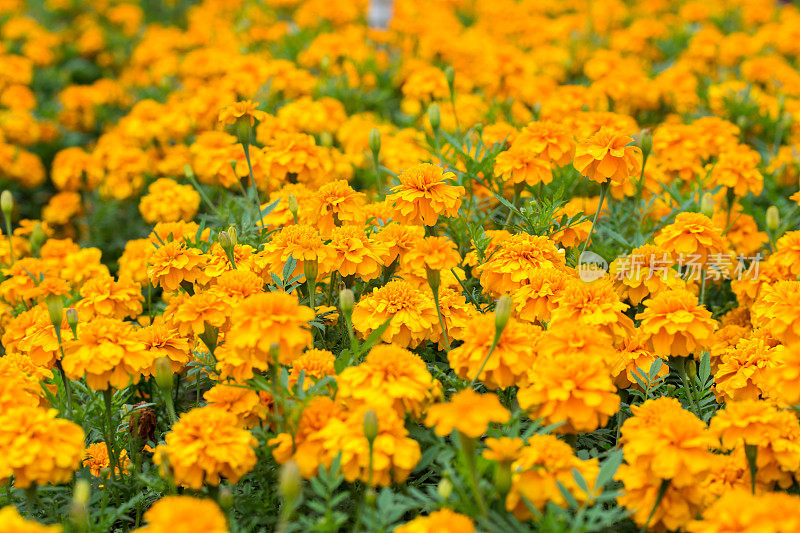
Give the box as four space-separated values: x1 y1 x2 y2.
444 65 455 92
218 230 231 249
227 225 238 246
369 128 381 155
66 308 79 339
154 357 173 393
30 222 47 255
218 486 234 511
71 478 90 521
319 131 333 147
766 206 780 232
1 190 13 218
363 409 379 445
637 129 653 157
287 194 299 219
235 118 252 145
303 259 318 285
278 460 302 506
494 295 512 338
425 266 441 294
427 103 441 131
339 289 354 315
46 294 64 331
437 477 453 500
686 359 697 379
700 193 714 218
494 462 512 496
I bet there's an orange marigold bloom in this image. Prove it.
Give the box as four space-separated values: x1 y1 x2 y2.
62 317 153 390
373 223 425 265
135 495 229 533
762 345 800 406
710 146 763 197
425 389 510 439
172 292 229 337
2 304 60 368
636 289 717 357
154 407 258 489
258 224 330 282
218 100 267 126
83 442 130 477
616 397 716 531
511 267 570 323
654 212 726 265
337 344 441 417
506 435 599 520
207 269 264 301
352 280 438 348
226 292 314 366
751 280 800 346
770 231 800 278
327 225 389 282
550 278 634 343
147 241 206 293
448 315 541 390
402 236 461 272
516 120 576 166
204 384 268 428
393 510 475 533
288 349 336 390
387 163 465 226
474 234 565 295
709 399 800 489
609 244 685 306
687 489 800 533
138 178 201 224
138 318 192 373
435 287 478 347
75 273 143 319
714 336 779 402
494 145 552 187
0 506 62 532
306 179 366 237
611 331 668 390
573 128 642 185
0 406 85 488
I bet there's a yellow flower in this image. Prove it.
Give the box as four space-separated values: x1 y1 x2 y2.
636 289 717 357
154 407 258 489
393 510 474 533
710 146 763 197
258 224 330 282
337 344 441 417
573 128 642 185
506 434 599 520
687 489 800 533
204 384 268 428
139 178 201 224
226 292 315 367
217 100 267 126
75 273 143 320
352 280 438 348
289 349 336 390
135 495 229 533
511 267 570 323
611 331 668 390
474 233 566 295
326 224 389 282
172 292 229 337
483 437 525 464
0 406 85 488
654 212 726 265
550 278 634 343
138 318 191 373
425 389 510 439
387 163 464 226
306 179 366 237
714 336 779 402
147 241 206 293
752 280 800 346
62 317 153 390
448 314 541 389
0 506 62 532
83 442 130 477
770 231 800 278
402 235 461 272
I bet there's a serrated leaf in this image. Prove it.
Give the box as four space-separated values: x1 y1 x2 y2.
595 449 624 488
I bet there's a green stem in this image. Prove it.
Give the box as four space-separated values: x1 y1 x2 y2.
458 433 488 517
432 285 451 351
699 269 707 306
579 182 609 256
469 334 500 387
102 389 118 482
372 152 384 197
676 357 698 413
56 357 73 419
242 143 265 229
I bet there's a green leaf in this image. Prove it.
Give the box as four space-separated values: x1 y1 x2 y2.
357 316 392 356
595 449 624 489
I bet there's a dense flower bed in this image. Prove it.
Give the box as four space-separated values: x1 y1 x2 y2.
2 0 800 531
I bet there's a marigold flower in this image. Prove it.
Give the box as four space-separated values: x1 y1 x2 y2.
714 336 779 402
654 212 726 265
506 434 599 519
609 244 685 305
62 317 153 390
710 146 763 197
0 406 85 488
154 407 258 489
326 224 389 282
373 223 425 265
517 120 576 166
483 437 525 464
218 99 267 126
352 280 438 348
147 241 206 293
494 145 552 187
172 292 229 337
258 224 330 282
0 505 62 532
204 384 268 428
425 389 510 439
770 231 800 278
550 278 634 343
636 289 717 357
709 399 800 488
83 442 130 477
2 305 61 368
288 349 336 390
135 495 229 533
611 331 668 389
139 178 201 224
138 318 192 373
687 489 800 533
393 510 474 533
573 128 642 185
75 273 143 320
474 234 566 295
226 292 314 366
387 163 464 226
510 267 570 323
306 179 366 237
448 314 541 389
402 235 461 272
337 344 441 417
751 280 800 346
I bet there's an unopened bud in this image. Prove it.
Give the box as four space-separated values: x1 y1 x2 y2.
319 131 333 147
437 477 453 500
766 206 780 232
363 409 379 445
444 66 455 91
46 294 64 330
686 359 697 379
71 478 90 521
0 190 13 217
287 195 299 218
339 289 354 315
278 460 302 505
227 225 238 246
494 295 512 338
700 193 714 218
426 266 441 294
494 463 512 496
369 128 381 155
235 118 252 145
218 230 231 249
66 308 79 338
427 103 440 131
303 259 318 284
218 486 234 511
154 357 173 392
637 129 653 157
30 222 47 254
